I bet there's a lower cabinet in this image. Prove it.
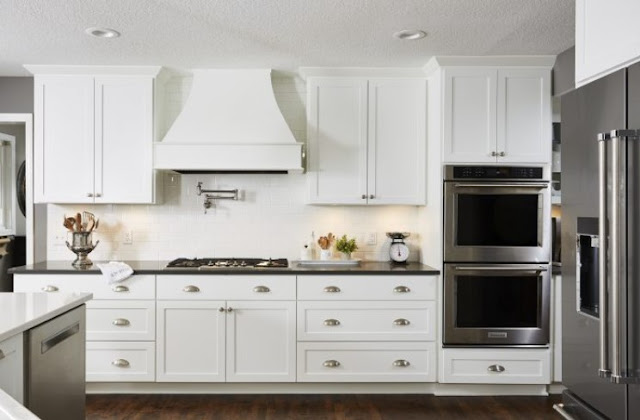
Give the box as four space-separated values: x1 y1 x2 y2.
440 348 551 384
156 300 296 382
0 333 24 403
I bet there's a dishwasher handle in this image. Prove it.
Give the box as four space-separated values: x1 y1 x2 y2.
41 322 80 354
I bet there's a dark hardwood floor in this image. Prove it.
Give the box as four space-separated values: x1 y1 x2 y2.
86 394 562 420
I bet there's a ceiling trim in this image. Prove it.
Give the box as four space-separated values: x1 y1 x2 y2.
298 67 428 80
23 65 163 76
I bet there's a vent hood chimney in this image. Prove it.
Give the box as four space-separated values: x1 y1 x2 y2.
154 69 303 173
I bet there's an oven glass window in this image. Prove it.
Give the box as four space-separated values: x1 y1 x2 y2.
456 276 540 328
456 194 539 246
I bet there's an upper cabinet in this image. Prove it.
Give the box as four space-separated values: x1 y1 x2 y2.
307 77 427 205
29 66 162 204
441 64 551 164
576 0 640 87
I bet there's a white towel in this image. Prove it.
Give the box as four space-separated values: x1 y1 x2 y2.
97 261 134 284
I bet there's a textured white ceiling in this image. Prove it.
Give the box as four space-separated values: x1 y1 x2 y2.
0 0 574 76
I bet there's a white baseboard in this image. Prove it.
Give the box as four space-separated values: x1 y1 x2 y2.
433 384 549 396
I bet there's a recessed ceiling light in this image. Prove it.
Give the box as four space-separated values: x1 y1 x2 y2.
393 30 427 40
85 27 121 38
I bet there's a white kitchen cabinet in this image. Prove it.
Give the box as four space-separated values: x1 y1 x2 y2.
576 0 640 87
0 333 24 404
307 77 426 205
226 301 296 382
442 66 551 164
30 67 161 204
156 300 226 382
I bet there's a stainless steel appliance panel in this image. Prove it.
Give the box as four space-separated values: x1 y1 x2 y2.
26 305 86 420
561 67 627 420
443 263 550 346
443 180 551 263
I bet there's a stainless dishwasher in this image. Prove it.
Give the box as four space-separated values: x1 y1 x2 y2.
25 304 86 420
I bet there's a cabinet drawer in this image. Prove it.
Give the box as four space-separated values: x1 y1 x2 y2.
297 301 435 341
13 274 155 300
297 342 435 382
440 348 551 384
297 275 436 300
157 275 296 300
86 301 155 341
86 342 155 382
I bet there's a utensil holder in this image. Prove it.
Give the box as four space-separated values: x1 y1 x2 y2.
66 232 99 267
320 249 332 261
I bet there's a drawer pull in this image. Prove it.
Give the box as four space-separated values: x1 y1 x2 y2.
393 286 411 293
112 318 130 327
323 286 341 293
183 285 200 293
323 360 341 368
323 319 341 326
112 285 129 293
253 285 271 293
393 359 411 367
393 318 411 326
488 364 506 373
112 359 130 368
41 285 59 292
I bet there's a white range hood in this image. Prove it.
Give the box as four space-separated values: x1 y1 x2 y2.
154 69 303 173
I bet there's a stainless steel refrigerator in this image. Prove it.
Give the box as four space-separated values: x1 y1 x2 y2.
560 62 640 419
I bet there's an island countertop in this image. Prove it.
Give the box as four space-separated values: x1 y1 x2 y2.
9 260 440 275
0 292 92 342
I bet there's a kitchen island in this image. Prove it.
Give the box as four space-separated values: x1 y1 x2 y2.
0 292 92 420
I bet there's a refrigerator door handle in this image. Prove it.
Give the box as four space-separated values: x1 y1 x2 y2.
597 133 610 378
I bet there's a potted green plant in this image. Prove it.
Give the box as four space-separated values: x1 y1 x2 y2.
335 234 358 260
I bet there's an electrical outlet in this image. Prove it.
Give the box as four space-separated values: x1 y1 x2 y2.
123 230 133 245
366 232 377 246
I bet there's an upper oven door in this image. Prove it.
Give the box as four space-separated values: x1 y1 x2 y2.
444 181 551 263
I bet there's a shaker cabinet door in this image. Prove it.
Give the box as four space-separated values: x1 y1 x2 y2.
34 75 95 203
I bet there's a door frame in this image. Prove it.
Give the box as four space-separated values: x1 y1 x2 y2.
0 113 34 263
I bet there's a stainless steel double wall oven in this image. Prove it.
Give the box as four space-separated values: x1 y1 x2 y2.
443 165 551 346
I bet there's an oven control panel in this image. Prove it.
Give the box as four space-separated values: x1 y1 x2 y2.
449 166 544 180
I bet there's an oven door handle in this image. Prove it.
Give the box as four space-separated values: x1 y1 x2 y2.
453 183 549 189
453 266 548 272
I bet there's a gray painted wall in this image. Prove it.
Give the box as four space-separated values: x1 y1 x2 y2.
0 77 33 113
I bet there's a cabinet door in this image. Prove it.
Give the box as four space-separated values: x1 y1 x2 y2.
156 300 225 382
368 79 426 205
307 78 368 204
496 69 551 163
226 301 296 382
443 68 497 163
95 76 154 203
0 333 24 404
34 75 95 203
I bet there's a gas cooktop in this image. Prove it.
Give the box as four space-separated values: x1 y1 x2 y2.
165 258 289 270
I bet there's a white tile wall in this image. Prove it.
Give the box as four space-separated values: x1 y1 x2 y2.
46 76 423 262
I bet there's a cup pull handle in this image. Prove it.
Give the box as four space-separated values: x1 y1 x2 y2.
41 285 59 292
112 285 129 293
393 286 410 293
393 360 410 367
253 285 270 293
323 360 341 368
112 318 130 327
393 318 410 326
323 286 341 293
183 285 200 293
487 364 505 373
112 359 130 368
323 319 341 326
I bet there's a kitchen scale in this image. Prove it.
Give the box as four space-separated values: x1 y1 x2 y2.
386 232 410 263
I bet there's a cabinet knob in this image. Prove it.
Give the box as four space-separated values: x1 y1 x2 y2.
361 194 366 199
393 359 411 367
182 285 200 293
227 307 233 312
253 285 271 293
112 285 129 293
87 193 94 197
323 360 341 368
41 285 59 292
323 286 341 293
393 285 411 293
369 194 375 199
499 151 505 157
112 318 130 327
491 151 497 157
112 359 130 368
487 364 506 373
95 193 102 198
219 307 225 312
323 319 341 326
393 318 411 326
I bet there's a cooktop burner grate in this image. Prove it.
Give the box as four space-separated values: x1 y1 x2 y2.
166 258 289 269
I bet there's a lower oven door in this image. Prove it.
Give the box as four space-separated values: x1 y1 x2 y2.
443 263 550 346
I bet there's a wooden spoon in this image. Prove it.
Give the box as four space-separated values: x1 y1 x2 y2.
75 213 82 232
63 216 75 232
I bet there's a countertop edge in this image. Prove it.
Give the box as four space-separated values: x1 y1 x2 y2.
0 293 92 342
0 389 39 420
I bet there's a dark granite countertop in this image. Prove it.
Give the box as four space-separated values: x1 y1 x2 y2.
9 260 440 276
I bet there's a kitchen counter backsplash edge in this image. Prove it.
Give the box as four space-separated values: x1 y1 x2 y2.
9 261 440 275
